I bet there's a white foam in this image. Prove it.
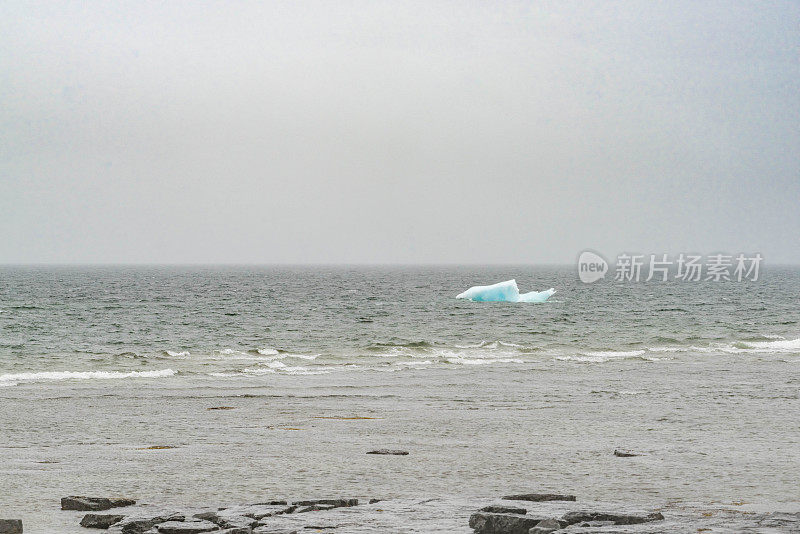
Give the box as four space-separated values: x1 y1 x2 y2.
649 338 800 355
447 357 524 365
395 360 433 366
165 350 190 357
556 355 609 363
283 353 319 360
283 367 330 375
242 368 277 375
557 350 658 363
740 338 800 352
256 348 279 356
0 369 176 383
584 350 646 358
454 340 524 349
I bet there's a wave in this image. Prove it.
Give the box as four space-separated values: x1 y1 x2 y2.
0 369 176 383
446 357 524 365
164 350 190 357
738 338 800 352
557 350 663 363
454 340 524 349
242 366 329 376
646 337 800 355
584 350 646 358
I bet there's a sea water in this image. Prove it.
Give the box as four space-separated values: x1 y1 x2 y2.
1 266 798 531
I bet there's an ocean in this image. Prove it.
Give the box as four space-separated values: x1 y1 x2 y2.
1 265 798 532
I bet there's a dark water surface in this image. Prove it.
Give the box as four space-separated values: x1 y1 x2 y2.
1 266 798 532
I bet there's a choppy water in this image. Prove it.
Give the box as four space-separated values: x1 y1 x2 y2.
1 266 799 532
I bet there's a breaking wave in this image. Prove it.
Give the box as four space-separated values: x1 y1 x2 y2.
0 369 176 383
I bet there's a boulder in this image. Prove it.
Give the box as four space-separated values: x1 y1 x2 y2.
0 520 22 534
561 511 664 526
62 497 137 511
251 528 297 534
80 514 125 529
155 520 219 534
368 499 381 504
366 449 408 455
614 449 640 457
469 512 544 534
215 529 251 534
480 506 527 515
502 494 575 502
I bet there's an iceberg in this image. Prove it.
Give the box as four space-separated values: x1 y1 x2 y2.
456 279 555 303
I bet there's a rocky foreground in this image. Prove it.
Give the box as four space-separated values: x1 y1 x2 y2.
2 492 799 533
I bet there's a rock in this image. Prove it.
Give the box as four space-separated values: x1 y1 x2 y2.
292 499 357 508
155 520 219 533
62 497 137 511
109 512 185 534
0 519 23 534
502 494 576 502
469 512 544 534
215 529 251 534
211 505 294 521
252 528 297 534
528 518 562 533
368 499 381 504
366 449 408 455
215 516 259 529
614 449 640 457
480 505 527 515
561 511 664 526
295 504 335 513
80 514 126 529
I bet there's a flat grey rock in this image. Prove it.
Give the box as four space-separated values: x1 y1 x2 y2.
480 505 527 515
155 520 219 534
561 510 664 526
528 517 561 533
503 494 576 503
80 513 126 529
0 519 23 534
469 512 545 534
62 496 137 511
366 449 408 455
108 512 185 534
292 499 357 508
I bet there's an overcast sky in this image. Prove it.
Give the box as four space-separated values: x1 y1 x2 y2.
1 1 798 264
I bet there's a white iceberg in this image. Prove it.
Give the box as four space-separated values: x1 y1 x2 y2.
456 279 555 303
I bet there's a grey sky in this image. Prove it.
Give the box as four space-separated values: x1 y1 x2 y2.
1 1 798 264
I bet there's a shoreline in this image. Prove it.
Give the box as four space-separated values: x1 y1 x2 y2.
9 492 798 533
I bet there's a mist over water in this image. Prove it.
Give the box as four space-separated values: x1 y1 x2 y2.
1 266 799 531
